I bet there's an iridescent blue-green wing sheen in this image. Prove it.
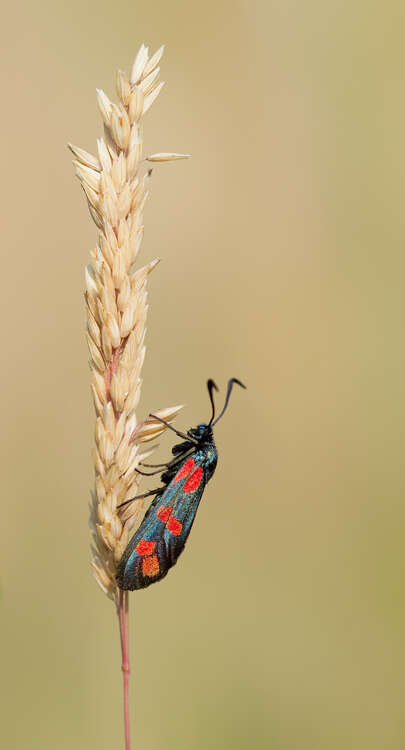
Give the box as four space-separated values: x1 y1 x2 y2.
115 480 182 591
161 454 212 568
116 453 212 590
162 476 206 568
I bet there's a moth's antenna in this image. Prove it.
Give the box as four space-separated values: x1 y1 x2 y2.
207 379 219 426
212 378 246 426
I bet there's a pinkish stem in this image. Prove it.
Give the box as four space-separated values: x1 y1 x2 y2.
118 590 131 750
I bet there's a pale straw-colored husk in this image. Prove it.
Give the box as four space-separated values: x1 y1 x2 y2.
70 44 189 601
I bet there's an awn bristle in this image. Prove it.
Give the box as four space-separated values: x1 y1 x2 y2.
69 44 189 600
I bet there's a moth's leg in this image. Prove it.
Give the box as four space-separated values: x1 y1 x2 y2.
135 467 165 476
149 414 197 443
140 455 182 469
139 462 171 468
117 488 160 510
140 450 195 470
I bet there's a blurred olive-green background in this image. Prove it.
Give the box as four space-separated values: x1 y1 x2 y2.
2 1 405 748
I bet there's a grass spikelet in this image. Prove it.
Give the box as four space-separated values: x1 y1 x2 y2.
70 44 187 603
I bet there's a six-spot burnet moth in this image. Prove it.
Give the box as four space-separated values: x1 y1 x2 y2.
116 378 246 590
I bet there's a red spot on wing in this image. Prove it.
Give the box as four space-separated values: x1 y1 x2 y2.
135 539 156 556
156 505 173 522
142 554 160 577
174 457 195 484
184 466 203 493
167 516 183 536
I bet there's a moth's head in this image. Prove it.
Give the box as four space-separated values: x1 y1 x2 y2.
204 378 246 430
187 380 246 442
188 423 212 441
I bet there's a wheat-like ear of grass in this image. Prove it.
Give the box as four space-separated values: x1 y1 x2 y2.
70 43 189 602
70 43 189 749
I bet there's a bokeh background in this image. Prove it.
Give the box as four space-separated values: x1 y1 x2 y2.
2 1 405 748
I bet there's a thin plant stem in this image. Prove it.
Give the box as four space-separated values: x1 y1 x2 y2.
118 590 131 750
